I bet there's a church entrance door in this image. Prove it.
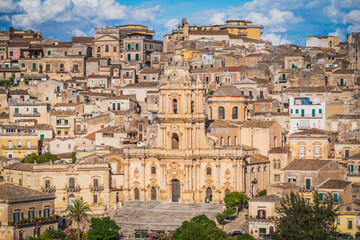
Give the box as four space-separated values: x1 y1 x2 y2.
206 187 212 202
151 187 157 200
171 179 180 202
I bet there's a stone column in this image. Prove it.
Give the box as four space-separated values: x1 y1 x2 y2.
141 159 146 200
124 158 130 200
233 160 237 191
216 159 221 201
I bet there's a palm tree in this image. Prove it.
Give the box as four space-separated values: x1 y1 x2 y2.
65 198 92 240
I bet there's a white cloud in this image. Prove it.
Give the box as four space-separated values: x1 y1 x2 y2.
262 33 290 46
71 29 87 36
0 15 10 21
343 9 360 24
165 18 179 32
9 0 162 29
209 12 226 25
0 0 17 13
343 9 360 33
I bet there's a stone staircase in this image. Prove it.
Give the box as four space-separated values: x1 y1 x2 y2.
109 201 223 238
222 210 249 234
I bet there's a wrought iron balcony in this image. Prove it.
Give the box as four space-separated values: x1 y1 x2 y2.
41 185 56 194
89 184 104 192
65 184 81 193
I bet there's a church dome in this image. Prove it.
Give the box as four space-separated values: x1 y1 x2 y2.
212 84 243 96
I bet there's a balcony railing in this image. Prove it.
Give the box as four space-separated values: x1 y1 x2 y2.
90 184 104 192
348 171 360 176
65 184 81 193
41 185 56 194
9 215 59 227
299 186 315 192
14 113 40 117
56 124 70 128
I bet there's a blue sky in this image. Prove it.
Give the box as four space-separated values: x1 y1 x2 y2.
0 0 359 45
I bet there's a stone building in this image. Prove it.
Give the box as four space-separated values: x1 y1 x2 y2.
0 180 57 240
112 65 268 203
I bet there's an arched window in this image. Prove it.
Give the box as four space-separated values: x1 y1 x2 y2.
258 166 261 172
273 160 277 169
277 160 281 169
172 99 178 114
251 167 254 173
191 101 194 113
97 46 100 52
218 107 225 120
68 194 75 206
69 178 75 189
134 188 139 200
225 189 230 195
151 166 156 174
172 133 179 149
206 167 212 175
232 107 238 119
209 107 212 119
60 63 64 72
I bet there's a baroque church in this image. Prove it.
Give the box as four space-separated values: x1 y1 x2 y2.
112 64 269 203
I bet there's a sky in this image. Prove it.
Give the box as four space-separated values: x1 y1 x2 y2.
0 0 359 46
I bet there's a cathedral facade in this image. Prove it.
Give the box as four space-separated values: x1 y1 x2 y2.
110 65 269 203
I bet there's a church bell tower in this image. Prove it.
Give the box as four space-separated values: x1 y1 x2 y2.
157 65 209 150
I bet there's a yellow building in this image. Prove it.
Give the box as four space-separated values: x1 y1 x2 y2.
336 211 359 237
219 20 263 40
0 132 38 159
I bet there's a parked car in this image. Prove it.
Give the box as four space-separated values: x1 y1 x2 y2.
229 231 243 236
338 233 354 239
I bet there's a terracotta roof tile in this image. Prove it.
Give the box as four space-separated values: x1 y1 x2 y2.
0 181 53 201
241 120 276 128
248 154 269 164
284 159 332 171
3 162 34 171
318 179 351 189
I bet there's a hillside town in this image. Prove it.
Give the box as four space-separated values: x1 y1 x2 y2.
0 18 360 239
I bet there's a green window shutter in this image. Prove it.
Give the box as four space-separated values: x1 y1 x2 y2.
319 193 323 200
319 109 322 114
78 51 82 55
21 63 25 67
333 193 338 203
295 109 299 114
277 108 280 112
15 108 19 113
128 43 131 51
201 65 203 68
136 54 139 60
349 165 354 172
65 51 67 56
301 109 304 117
291 109 293 114
48 51 51 55
40 134 44 140
194 66 197 69
65 119 68 125
10 51 13 56
117 103 120 110
144 76 147 80
33 108 37 113
211 64 213 68
112 103 116 110
312 109 315 117
136 43 139 51
32 63 36 70
127 54 131 61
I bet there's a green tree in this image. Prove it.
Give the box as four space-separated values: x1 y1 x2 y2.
216 212 227 229
65 199 92 240
72 152 77 164
272 191 338 240
254 189 267 198
174 214 227 240
24 153 59 164
237 233 256 240
9 26 14 32
206 225 229 240
87 217 120 240
224 192 248 215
